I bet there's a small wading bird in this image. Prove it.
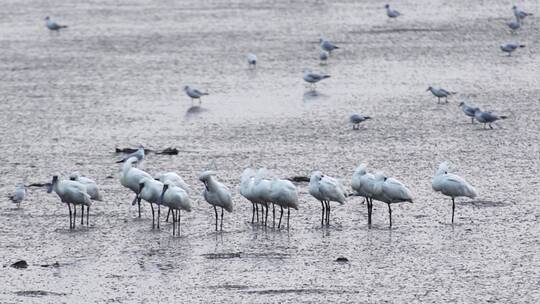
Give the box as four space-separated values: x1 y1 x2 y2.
432 162 477 223
45 16 67 31
319 38 339 54
120 156 152 217
385 4 401 19
458 102 480 124
199 171 233 231
69 172 103 225
309 171 346 226
159 182 192 236
349 114 371 130
9 184 27 208
500 43 525 56
370 173 413 228
427 86 455 103
48 175 92 229
116 146 145 163
184 85 209 103
247 53 257 68
303 70 330 90
319 50 329 64
506 19 521 33
474 109 508 129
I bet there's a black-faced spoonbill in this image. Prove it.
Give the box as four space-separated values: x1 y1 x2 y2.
159 182 192 236
199 171 233 231
70 172 103 225
47 176 91 229
137 177 164 229
120 156 152 217
155 172 191 222
240 168 259 223
352 164 377 226
309 171 346 226
270 178 299 229
371 173 413 228
432 162 477 223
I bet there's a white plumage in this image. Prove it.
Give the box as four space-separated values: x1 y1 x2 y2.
309 171 346 225
199 171 233 230
120 156 152 217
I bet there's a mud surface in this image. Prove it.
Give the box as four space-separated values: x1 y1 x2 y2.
1 0 539 303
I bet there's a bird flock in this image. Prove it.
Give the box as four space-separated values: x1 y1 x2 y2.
7 5 532 234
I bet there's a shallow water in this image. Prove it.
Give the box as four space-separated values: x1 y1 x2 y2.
1 0 539 303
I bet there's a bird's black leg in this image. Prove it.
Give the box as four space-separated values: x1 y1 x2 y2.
87 206 90 225
287 207 290 229
255 203 259 222
172 210 176 236
489 123 493 129
137 195 142 218
326 201 331 225
73 206 76 228
166 208 171 222
272 204 276 227
366 197 372 227
214 205 218 231
150 203 155 229
320 200 325 226
451 198 455 224
387 203 392 228
178 210 181 233
278 206 284 228
251 202 255 223
265 203 269 227
157 203 161 229
68 203 73 229
221 207 224 231
81 205 84 225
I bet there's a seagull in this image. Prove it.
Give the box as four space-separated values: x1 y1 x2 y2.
199 171 233 231
240 168 259 223
432 162 477 223
319 38 339 54
500 43 525 56
506 19 521 33
269 178 299 228
351 164 377 226
385 4 401 18
309 171 346 226
371 173 413 228
474 109 508 129
45 16 68 31
247 53 257 67
9 184 27 208
303 70 330 89
349 114 371 130
458 102 480 124
512 5 533 22
137 177 164 229
116 146 145 163
69 172 103 225
319 50 329 64
159 182 192 236
120 156 152 217
427 86 455 103
47 175 91 229
184 85 208 103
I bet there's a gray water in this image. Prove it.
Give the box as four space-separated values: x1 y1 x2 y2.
1 0 539 303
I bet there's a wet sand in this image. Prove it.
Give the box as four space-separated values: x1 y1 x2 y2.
1 0 539 303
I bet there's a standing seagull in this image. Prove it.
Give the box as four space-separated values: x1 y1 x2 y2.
116 146 145 163
372 173 413 228
319 39 339 54
349 114 371 130
9 184 27 208
269 178 299 228
385 4 401 18
474 109 508 129
512 5 533 22
159 182 192 236
120 156 152 217
247 53 257 68
199 171 233 231
69 172 103 225
427 86 455 103
432 162 477 223
506 19 521 33
309 171 346 226
184 85 209 103
45 16 67 31
500 43 525 56
303 70 331 90
458 102 480 124
319 50 329 64
47 176 91 229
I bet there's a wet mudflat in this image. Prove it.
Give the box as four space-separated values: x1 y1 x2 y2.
0 0 539 303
